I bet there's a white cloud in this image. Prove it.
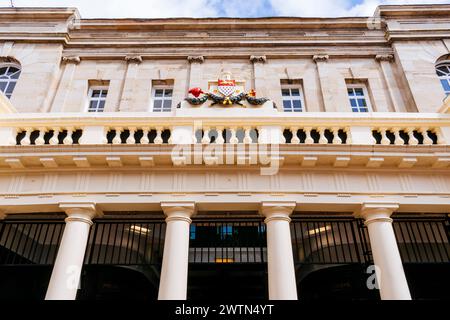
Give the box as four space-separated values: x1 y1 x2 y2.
0 0 448 18
270 0 450 17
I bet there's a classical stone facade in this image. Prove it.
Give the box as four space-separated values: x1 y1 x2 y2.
0 5 449 301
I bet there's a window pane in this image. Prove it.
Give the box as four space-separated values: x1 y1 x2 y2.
292 99 302 110
92 90 101 98
283 100 291 111
0 81 6 92
291 89 300 96
163 99 172 110
164 89 173 97
441 79 450 92
100 90 108 97
281 89 290 96
350 99 357 107
357 98 367 107
89 100 98 110
352 108 359 113
360 108 369 112
354 88 364 96
154 100 162 110
98 100 105 111
10 71 20 79
347 88 354 96
5 82 16 94
154 89 164 97
0 67 6 75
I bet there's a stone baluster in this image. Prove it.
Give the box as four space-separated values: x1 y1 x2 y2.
63 128 74 145
420 127 433 145
35 128 46 145
332 127 342 144
318 127 328 144
393 128 404 145
380 128 390 145
201 127 211 144
243 127 253 144
50 128 60 145
155 127 163 144
126 127 136 144
304 127 314 144
290 127 300 144
141 128 150 144
21 128 32 145
406 127 419 146
216 127 225 144
112 127 123 144
345 127 352 145
229 128 239 144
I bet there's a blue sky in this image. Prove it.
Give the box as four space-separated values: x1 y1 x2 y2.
0 0 449 18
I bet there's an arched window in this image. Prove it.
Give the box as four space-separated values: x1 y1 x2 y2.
436 59 450 96
0 64 21 99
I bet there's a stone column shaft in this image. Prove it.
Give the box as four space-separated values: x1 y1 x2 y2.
158 202 195 300
359 203 411 300
45 203 98 300
261 202 297 300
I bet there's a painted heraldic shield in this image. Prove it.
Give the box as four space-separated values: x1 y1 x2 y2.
218 79 236 97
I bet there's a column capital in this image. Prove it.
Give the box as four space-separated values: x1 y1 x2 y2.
260 202 296 223
61 56 81 64
356 202 399 225
59 202 101 225
125 55 143 64
161 202 196 223
313 54 329 63
375 54 394 62
187 56 204 64
250 55 267 63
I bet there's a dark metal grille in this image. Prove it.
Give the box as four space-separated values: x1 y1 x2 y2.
291 217 372 265
0 219 65 265
393 216 450 264
84 219 166 266
189 220 267 264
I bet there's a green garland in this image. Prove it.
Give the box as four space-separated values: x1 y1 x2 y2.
185 92 268 107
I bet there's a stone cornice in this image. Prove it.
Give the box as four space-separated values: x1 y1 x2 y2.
0 7 80 20
377 4 450 18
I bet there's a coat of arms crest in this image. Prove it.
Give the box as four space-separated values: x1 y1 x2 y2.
185 71 269 107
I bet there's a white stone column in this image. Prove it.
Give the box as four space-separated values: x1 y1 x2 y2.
358 203 411 300
260 202 297 300
45 203 99 300
158 202 195 300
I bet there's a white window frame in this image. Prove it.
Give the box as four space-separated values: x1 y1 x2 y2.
436 61 450 96
151 85 173 112
280 84 305 112
346 84 372 113
0 63 21 99
86 86 108 113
